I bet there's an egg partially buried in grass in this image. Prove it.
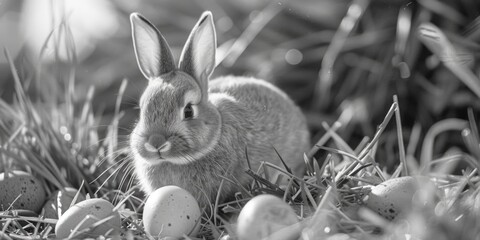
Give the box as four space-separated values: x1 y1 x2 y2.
0 170 46 213
237 194 300 240
143 185 201 238
55 198 121 238
364 176 420 220
42 187 86 219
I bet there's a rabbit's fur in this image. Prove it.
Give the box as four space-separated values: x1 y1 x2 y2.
129 12 310 208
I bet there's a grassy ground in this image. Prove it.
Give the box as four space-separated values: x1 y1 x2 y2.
1 0 480 239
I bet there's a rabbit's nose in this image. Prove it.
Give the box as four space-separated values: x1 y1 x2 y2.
148 134 166 147
145 134 171 153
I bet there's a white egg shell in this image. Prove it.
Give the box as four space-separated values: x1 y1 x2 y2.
43 187 86 219
325 233 357 240
365 176 418 220
0 170 46 213
237 194 300 240
55 198 121 238
143 185 201 238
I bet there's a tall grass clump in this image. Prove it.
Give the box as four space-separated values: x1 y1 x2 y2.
0 11 142 237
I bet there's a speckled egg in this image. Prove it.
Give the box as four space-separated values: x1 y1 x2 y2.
0 170 46 213
42 187 86 219
55 198 121 238
143 185 201 238
237 194 300 240
364 176 418 220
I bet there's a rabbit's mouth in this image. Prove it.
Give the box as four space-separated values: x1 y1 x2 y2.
139 152 169 165
139 142 192 165
141 154 195 166
144 141 171 154
141 141 171 162
133 131 198 165
139 144 208 165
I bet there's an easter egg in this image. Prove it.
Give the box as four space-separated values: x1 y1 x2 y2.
0 170 46 213
325 233 357 240
237 194 300 240
42 187 86 219
143 185 201 238
364 176 419 220
55 198 121 238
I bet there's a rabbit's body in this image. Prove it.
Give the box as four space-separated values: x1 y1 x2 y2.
129 12 310 209
134 74 309 207
208 75 309 176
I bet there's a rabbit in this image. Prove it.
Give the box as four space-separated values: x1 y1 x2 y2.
129 11 310 209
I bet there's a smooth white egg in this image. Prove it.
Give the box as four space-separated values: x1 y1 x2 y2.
236 194 300 240
55 198 121 238
143 185 201 238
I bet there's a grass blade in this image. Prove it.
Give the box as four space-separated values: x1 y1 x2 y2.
418 23 480 99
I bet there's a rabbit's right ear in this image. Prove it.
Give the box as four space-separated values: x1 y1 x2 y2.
130 13 175 79
179 12 216 98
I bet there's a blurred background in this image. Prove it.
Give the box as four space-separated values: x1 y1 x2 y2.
1 0 479 172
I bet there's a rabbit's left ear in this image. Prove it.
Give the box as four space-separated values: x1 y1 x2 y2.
130 13 175 80
179 11 216 95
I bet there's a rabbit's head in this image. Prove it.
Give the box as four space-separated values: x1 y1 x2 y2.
130 12 221 166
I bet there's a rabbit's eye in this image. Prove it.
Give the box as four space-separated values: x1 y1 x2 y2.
184 103 194 119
